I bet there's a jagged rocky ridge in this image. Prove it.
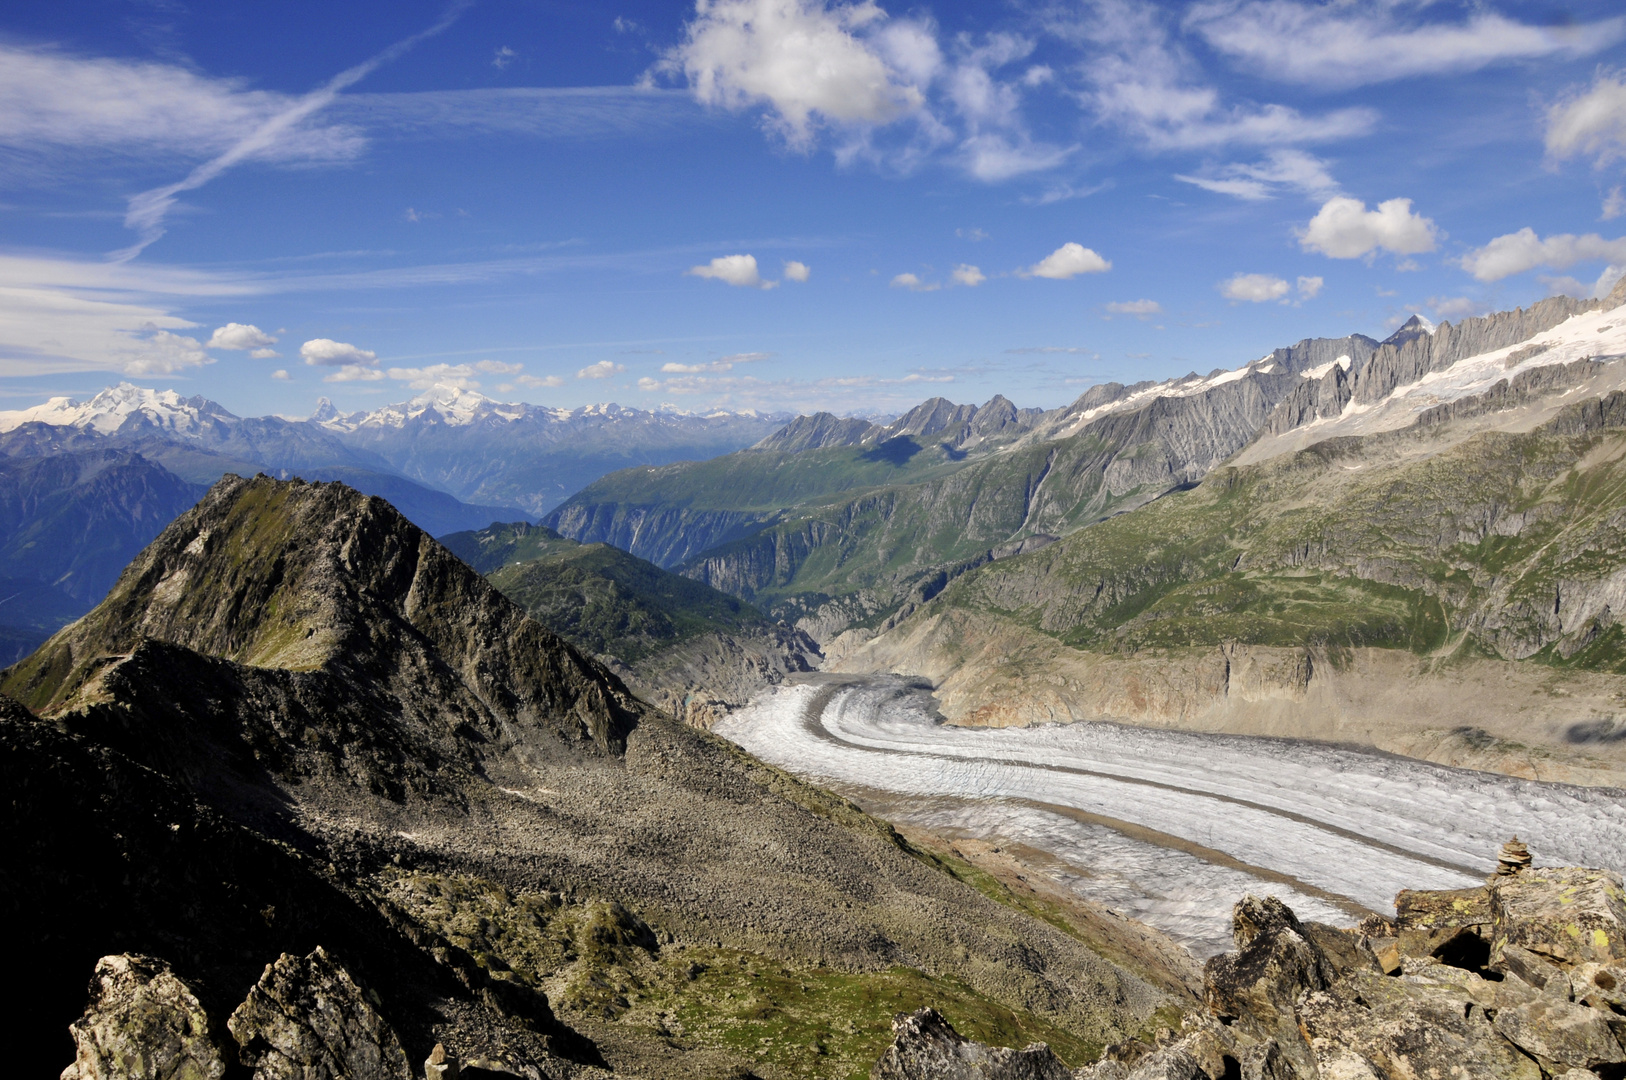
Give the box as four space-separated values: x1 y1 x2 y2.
3 475 1178 1077
1261 285 1625 442
873 858 1626 1079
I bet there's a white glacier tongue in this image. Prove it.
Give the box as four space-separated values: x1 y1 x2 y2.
716 677 1626 957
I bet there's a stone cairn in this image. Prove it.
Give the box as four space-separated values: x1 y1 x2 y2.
1495 836 1532 876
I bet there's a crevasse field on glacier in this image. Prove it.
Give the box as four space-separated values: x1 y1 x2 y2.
716 676 1626 956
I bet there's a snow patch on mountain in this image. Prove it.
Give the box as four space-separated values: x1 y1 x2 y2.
1272 300 1626 449
0 383 227 436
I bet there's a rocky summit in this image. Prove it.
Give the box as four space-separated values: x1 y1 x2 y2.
4 474 1180 1078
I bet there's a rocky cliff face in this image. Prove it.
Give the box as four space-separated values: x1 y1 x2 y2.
1261 281 1626 444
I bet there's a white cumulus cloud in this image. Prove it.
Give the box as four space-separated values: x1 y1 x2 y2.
301 338 378 367
206 322 278 350
577 360 625 379
1296 275 1323 299
1220 273 1290 302
270 369 291 381
783 260 811 282
890 272 939 292
687 253 775 288
659 0 924 150
1023 242 1111 279
250 347 280 360
386 363 492 390
124 329 213 375
1298 196 1438 259
1546 73 1626 168
1460 228 1626 284
951 264 986 287
323 365 384 383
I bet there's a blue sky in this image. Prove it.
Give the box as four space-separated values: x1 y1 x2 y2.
3 0 1626 417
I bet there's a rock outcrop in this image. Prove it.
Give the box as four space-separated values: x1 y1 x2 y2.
879 856 1626 1080
870 1008 1074 1080
61 955 226 1080
228 947 412 1080
1198 859 1626 1078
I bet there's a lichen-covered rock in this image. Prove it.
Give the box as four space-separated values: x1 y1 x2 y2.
870 1008 1073 1080
1201 895 1333 1078
1393 886 1494 966
61 954 226 1080
1489 868 1626 969
1298 970 1541 1080
227 947 411 1080
1492 997 1626 1073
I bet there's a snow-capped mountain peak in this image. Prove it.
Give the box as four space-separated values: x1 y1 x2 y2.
0 382 234 436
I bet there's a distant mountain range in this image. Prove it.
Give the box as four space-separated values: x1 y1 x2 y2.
0 384 791 656
538 282 1626 783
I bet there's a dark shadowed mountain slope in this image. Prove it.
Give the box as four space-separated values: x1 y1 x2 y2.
0 417 523 537
0 693 585 1077
2 476 1177 1077
0 449 206 664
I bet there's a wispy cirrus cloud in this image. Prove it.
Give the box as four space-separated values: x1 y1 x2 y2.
661 351 773 374
0 44 363 166
1043 0 1375 152
1186 1 1625 89
1175 148 1339 201
116 1 471 258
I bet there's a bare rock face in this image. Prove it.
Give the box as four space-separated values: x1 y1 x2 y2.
869 1008 1074 1080
1490 867 1626 970
1492 996 1626 1074
61 954 226 1080
1297 968 1541 1080
1201 895 1334 1078
1187 866 1626 1080
226 947 411 1080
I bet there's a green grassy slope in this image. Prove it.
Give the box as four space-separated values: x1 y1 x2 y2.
441 522 772 662
924 391 1626 672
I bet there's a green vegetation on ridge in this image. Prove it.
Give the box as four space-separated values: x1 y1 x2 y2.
441 521 772 662
927 393 1626 670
